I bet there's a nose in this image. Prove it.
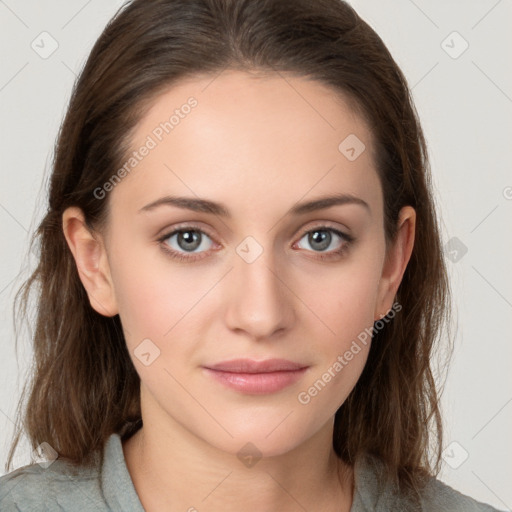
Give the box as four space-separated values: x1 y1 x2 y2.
224 243 295 340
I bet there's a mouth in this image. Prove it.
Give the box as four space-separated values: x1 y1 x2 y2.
202 358 309 395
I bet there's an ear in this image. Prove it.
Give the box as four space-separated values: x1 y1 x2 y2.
374 206 416 321
62 206 118 317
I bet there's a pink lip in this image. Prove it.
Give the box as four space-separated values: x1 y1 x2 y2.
202 358 309 395
205 358 307 373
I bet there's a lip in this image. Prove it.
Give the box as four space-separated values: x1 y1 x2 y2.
202 358 309 395
204 358 307 373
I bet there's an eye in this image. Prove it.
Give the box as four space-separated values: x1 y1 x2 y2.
157 224 355 263
294 226 354 260
158 226 216 262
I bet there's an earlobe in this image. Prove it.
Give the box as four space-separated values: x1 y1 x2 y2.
62 206 119 317
374 206 416 321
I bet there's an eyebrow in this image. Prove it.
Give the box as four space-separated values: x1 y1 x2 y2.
138 192 371 217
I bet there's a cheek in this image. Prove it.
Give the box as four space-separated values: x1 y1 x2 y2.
302 255 382 336
110 243 201 336
296 271 376 412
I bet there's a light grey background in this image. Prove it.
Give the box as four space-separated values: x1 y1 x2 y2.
0 0 511 509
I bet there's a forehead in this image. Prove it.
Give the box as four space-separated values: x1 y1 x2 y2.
110 70 381 221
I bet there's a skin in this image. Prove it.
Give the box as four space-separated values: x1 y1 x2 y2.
62 69 415 511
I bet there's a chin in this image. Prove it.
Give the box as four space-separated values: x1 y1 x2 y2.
205 420 310 459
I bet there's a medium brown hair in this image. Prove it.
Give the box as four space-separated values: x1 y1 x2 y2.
7 0 452 497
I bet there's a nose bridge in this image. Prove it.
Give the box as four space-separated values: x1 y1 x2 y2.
224 234 293 338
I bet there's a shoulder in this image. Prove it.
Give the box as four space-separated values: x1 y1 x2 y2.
420 476 505 512
0 453 106 511
352 453 505 512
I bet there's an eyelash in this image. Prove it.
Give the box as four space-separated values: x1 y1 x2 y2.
157 224 355 263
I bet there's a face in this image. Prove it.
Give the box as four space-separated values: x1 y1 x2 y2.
76 70 408 458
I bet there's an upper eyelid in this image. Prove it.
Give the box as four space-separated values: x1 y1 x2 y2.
158 223 217 243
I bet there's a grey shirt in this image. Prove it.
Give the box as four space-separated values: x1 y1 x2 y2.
0 433 504 511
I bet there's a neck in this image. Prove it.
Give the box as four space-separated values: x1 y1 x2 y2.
123 419 354 512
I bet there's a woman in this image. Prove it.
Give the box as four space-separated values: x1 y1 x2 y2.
0 0 504 510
